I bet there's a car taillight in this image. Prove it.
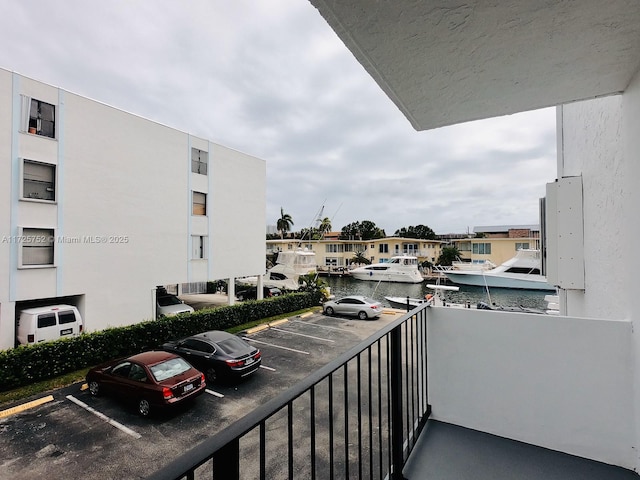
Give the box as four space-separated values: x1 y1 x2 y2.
226 359 245 367
162 387 174 399
79 324 83 333
254 351 262 360
27 334 35 343
200 373 205 385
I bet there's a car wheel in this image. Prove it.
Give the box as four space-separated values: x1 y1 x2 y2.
325 306 334 316
138 399 151 417
206 367 218 383
358 311 368 320
88 380 100 396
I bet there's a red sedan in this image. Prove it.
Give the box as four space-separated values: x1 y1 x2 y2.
86 351 206 416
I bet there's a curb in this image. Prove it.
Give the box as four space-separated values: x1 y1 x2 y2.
0 394 54 419
268 319 289 327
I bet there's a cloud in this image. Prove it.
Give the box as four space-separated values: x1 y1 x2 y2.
0 0 557 235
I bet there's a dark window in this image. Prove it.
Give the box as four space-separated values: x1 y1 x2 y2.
183 338 214 353
58 311 76 324
112 362 132 377
28 99 55 138
129 364 148 382
37 313 56 328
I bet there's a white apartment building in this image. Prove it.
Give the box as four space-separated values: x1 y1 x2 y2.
0 69 266 350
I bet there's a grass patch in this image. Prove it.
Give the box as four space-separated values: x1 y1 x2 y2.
0 307 321 407
0 368 90 406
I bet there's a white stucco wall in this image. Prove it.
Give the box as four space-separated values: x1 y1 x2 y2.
622 68 640 474
558 96 627 320
0 69 266 348
428 307 635 469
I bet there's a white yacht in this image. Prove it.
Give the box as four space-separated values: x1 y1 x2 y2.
350 255 424 283
441 249 555 291
240 247 317 291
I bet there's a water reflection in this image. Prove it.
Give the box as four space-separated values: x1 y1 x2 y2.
321 276 549 310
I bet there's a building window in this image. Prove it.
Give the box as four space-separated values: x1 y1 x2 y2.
23 97 55 138
192 192 206 215
379 244 389 253
515 242 530 250
21 228 54 266
23 160 56 201
192 235 207 259
472 243 492 255
191 148 208 175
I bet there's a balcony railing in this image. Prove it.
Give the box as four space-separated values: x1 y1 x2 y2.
150 305 431 480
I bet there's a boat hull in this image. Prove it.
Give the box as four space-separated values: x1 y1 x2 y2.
443 271 555 291
350 271 424 283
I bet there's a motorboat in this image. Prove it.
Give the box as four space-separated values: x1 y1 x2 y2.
439 249 555 291
239 247 317 291
350 255 424 284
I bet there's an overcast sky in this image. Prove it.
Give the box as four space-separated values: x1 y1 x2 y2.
0 1 557 235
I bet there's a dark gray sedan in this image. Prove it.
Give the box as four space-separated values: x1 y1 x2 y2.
162 330 261 383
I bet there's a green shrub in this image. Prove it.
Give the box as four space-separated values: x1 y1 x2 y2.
0 292 322 393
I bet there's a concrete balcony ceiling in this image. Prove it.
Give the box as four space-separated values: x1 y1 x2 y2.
309 0 640 130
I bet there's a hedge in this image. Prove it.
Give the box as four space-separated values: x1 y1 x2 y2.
0 291 322 393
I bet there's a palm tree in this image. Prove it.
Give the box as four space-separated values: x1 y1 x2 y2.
277 208 294 240
352 250 371 265
318 217 332 237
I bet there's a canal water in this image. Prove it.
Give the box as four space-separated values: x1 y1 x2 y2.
321 275 550 310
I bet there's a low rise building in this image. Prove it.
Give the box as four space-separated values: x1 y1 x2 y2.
0 69 266 349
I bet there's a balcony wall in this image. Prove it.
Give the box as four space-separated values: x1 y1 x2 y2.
427 307 634 469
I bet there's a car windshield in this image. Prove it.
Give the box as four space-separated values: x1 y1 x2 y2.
364 297 378 304
149 357 192 381
157 295 181 306
216 337 250 355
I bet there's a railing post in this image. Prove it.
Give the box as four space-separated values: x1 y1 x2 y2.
390 325 407 480
212 439 240 480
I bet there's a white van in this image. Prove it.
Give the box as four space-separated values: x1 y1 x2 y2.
17 305 83 345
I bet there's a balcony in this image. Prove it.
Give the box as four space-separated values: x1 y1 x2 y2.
151 305 637 479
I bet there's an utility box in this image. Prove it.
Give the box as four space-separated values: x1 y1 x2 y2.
544 177 585 290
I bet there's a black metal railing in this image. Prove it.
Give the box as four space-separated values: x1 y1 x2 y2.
151 304 431 480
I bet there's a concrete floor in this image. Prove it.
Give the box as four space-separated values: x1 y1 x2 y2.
403 420 638 480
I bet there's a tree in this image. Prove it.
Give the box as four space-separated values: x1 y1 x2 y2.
277 208 294 240
351 250 371 265
340 220 385 240
318 217 332 236
394 224 436 240
437 246 461 266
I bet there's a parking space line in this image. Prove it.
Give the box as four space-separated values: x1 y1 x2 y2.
66 395 141 439
290 319 352 332
269 327 335 343
259 365 276 372
242 337 310 355
205 389 224 398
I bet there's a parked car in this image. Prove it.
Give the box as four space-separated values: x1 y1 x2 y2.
156 286 195 318
16 304 83 345
162 330 261 383
86 351 205 416
323 295 383 320
236 286 282 301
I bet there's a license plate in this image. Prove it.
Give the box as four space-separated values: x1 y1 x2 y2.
60 328 72 336
245 357 254 365
183 383 194 393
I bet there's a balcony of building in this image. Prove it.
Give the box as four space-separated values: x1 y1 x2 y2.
151 303 636 479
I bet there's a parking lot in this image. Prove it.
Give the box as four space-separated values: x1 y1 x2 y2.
0 309 403 480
